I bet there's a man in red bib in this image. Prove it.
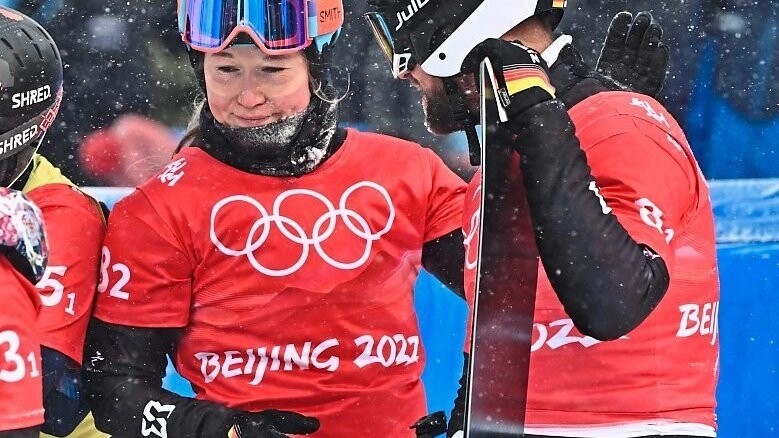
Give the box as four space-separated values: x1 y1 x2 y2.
366 1 719 437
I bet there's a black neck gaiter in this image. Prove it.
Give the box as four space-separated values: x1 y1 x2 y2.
197 94 343 177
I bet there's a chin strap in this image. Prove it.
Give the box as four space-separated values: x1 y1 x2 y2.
442 77 480 166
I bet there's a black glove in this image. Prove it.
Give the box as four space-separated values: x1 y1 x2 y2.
461 38 556 119
230 410 320 438
410 411 448 437
596 11 670 98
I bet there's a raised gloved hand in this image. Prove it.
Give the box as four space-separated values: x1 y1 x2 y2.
229 410 320 438
596 11 669 98
0 187 47 283
461 38 555 119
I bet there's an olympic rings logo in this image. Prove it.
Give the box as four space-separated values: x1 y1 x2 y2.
209 181 395 277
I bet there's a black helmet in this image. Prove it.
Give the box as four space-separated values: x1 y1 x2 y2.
367 0 567 78
0 6 63 186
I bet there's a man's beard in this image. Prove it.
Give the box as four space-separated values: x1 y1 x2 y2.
420 77 479 136
421 81 464 135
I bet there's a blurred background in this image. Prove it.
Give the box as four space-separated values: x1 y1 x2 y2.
2 0 777 436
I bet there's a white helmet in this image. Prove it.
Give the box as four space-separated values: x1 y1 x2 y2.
366 0 567 78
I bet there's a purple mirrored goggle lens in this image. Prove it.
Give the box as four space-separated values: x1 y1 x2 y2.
181 0 308 52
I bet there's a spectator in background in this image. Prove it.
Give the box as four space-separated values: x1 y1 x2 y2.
684 0 778 178
78 114 178 186
1 0 190 185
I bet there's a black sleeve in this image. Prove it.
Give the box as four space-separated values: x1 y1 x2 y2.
422 229 466 299
508 100 670 341
40 347 88 436
446 353 468 437
83 318 239 437
0 427 39 438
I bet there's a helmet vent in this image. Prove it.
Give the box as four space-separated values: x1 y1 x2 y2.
0 38 24 67
32 42 43 60
17 27 44 60
18 27 33 41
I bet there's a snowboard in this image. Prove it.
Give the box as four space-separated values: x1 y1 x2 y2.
463 58 540 437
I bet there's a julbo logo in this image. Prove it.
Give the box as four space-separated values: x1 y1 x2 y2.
395 0 430 31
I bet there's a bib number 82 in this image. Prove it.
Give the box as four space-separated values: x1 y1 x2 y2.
97 246 131 300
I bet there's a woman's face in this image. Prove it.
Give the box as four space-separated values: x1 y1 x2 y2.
204 45 311 128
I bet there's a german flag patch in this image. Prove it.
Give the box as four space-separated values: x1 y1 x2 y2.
503 64 555 97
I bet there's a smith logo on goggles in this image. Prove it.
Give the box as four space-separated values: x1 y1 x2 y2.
178 0 344 54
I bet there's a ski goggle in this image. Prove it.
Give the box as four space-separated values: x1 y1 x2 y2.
178 0 344 54
364 12 416 78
